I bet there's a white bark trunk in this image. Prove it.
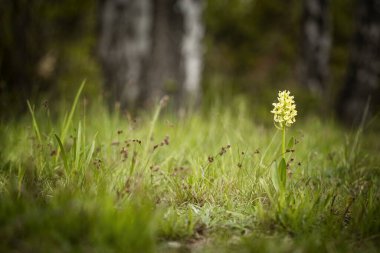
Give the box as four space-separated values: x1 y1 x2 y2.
300 0 331 95
99 0 203 110
180 0 204 101
99 0 151 109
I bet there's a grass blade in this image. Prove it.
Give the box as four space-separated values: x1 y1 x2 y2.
56 80 85 161
84 138 96 170
55 134 69 174
74 121 82 171
61 80 85 143
27 100 42 143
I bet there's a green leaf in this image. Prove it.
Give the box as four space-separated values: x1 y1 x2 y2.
287 137 294 150
278 158 287 190
271 161 280 192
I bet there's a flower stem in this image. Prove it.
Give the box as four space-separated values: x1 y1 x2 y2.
282 126 286 159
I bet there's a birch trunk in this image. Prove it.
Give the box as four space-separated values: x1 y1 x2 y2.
299 0 331 95
98 0 152 110
98 0 203 110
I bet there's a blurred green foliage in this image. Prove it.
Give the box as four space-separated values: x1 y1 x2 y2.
204 0 355 111
0 0 356 115
0 0 99 113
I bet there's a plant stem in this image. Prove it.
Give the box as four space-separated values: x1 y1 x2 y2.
282 126 286 159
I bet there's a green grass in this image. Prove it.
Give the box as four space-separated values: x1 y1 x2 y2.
0 95 379 252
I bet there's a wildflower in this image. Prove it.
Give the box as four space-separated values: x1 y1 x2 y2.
271 90 297 129
270 91 298 192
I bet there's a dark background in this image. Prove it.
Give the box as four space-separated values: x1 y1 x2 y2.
0 0 378 125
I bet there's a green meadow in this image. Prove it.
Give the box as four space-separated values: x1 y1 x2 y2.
1 87 379 253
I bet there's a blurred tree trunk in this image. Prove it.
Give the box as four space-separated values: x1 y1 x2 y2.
98 0 152 110
337 0 380 125
299 0 331 95
98 0 203 111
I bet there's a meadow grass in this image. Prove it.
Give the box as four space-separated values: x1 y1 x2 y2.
0 94 379 252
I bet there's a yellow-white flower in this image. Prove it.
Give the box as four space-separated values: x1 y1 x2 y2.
271 90 297 129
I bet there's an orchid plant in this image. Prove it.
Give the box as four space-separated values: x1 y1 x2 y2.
270 90 297 191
